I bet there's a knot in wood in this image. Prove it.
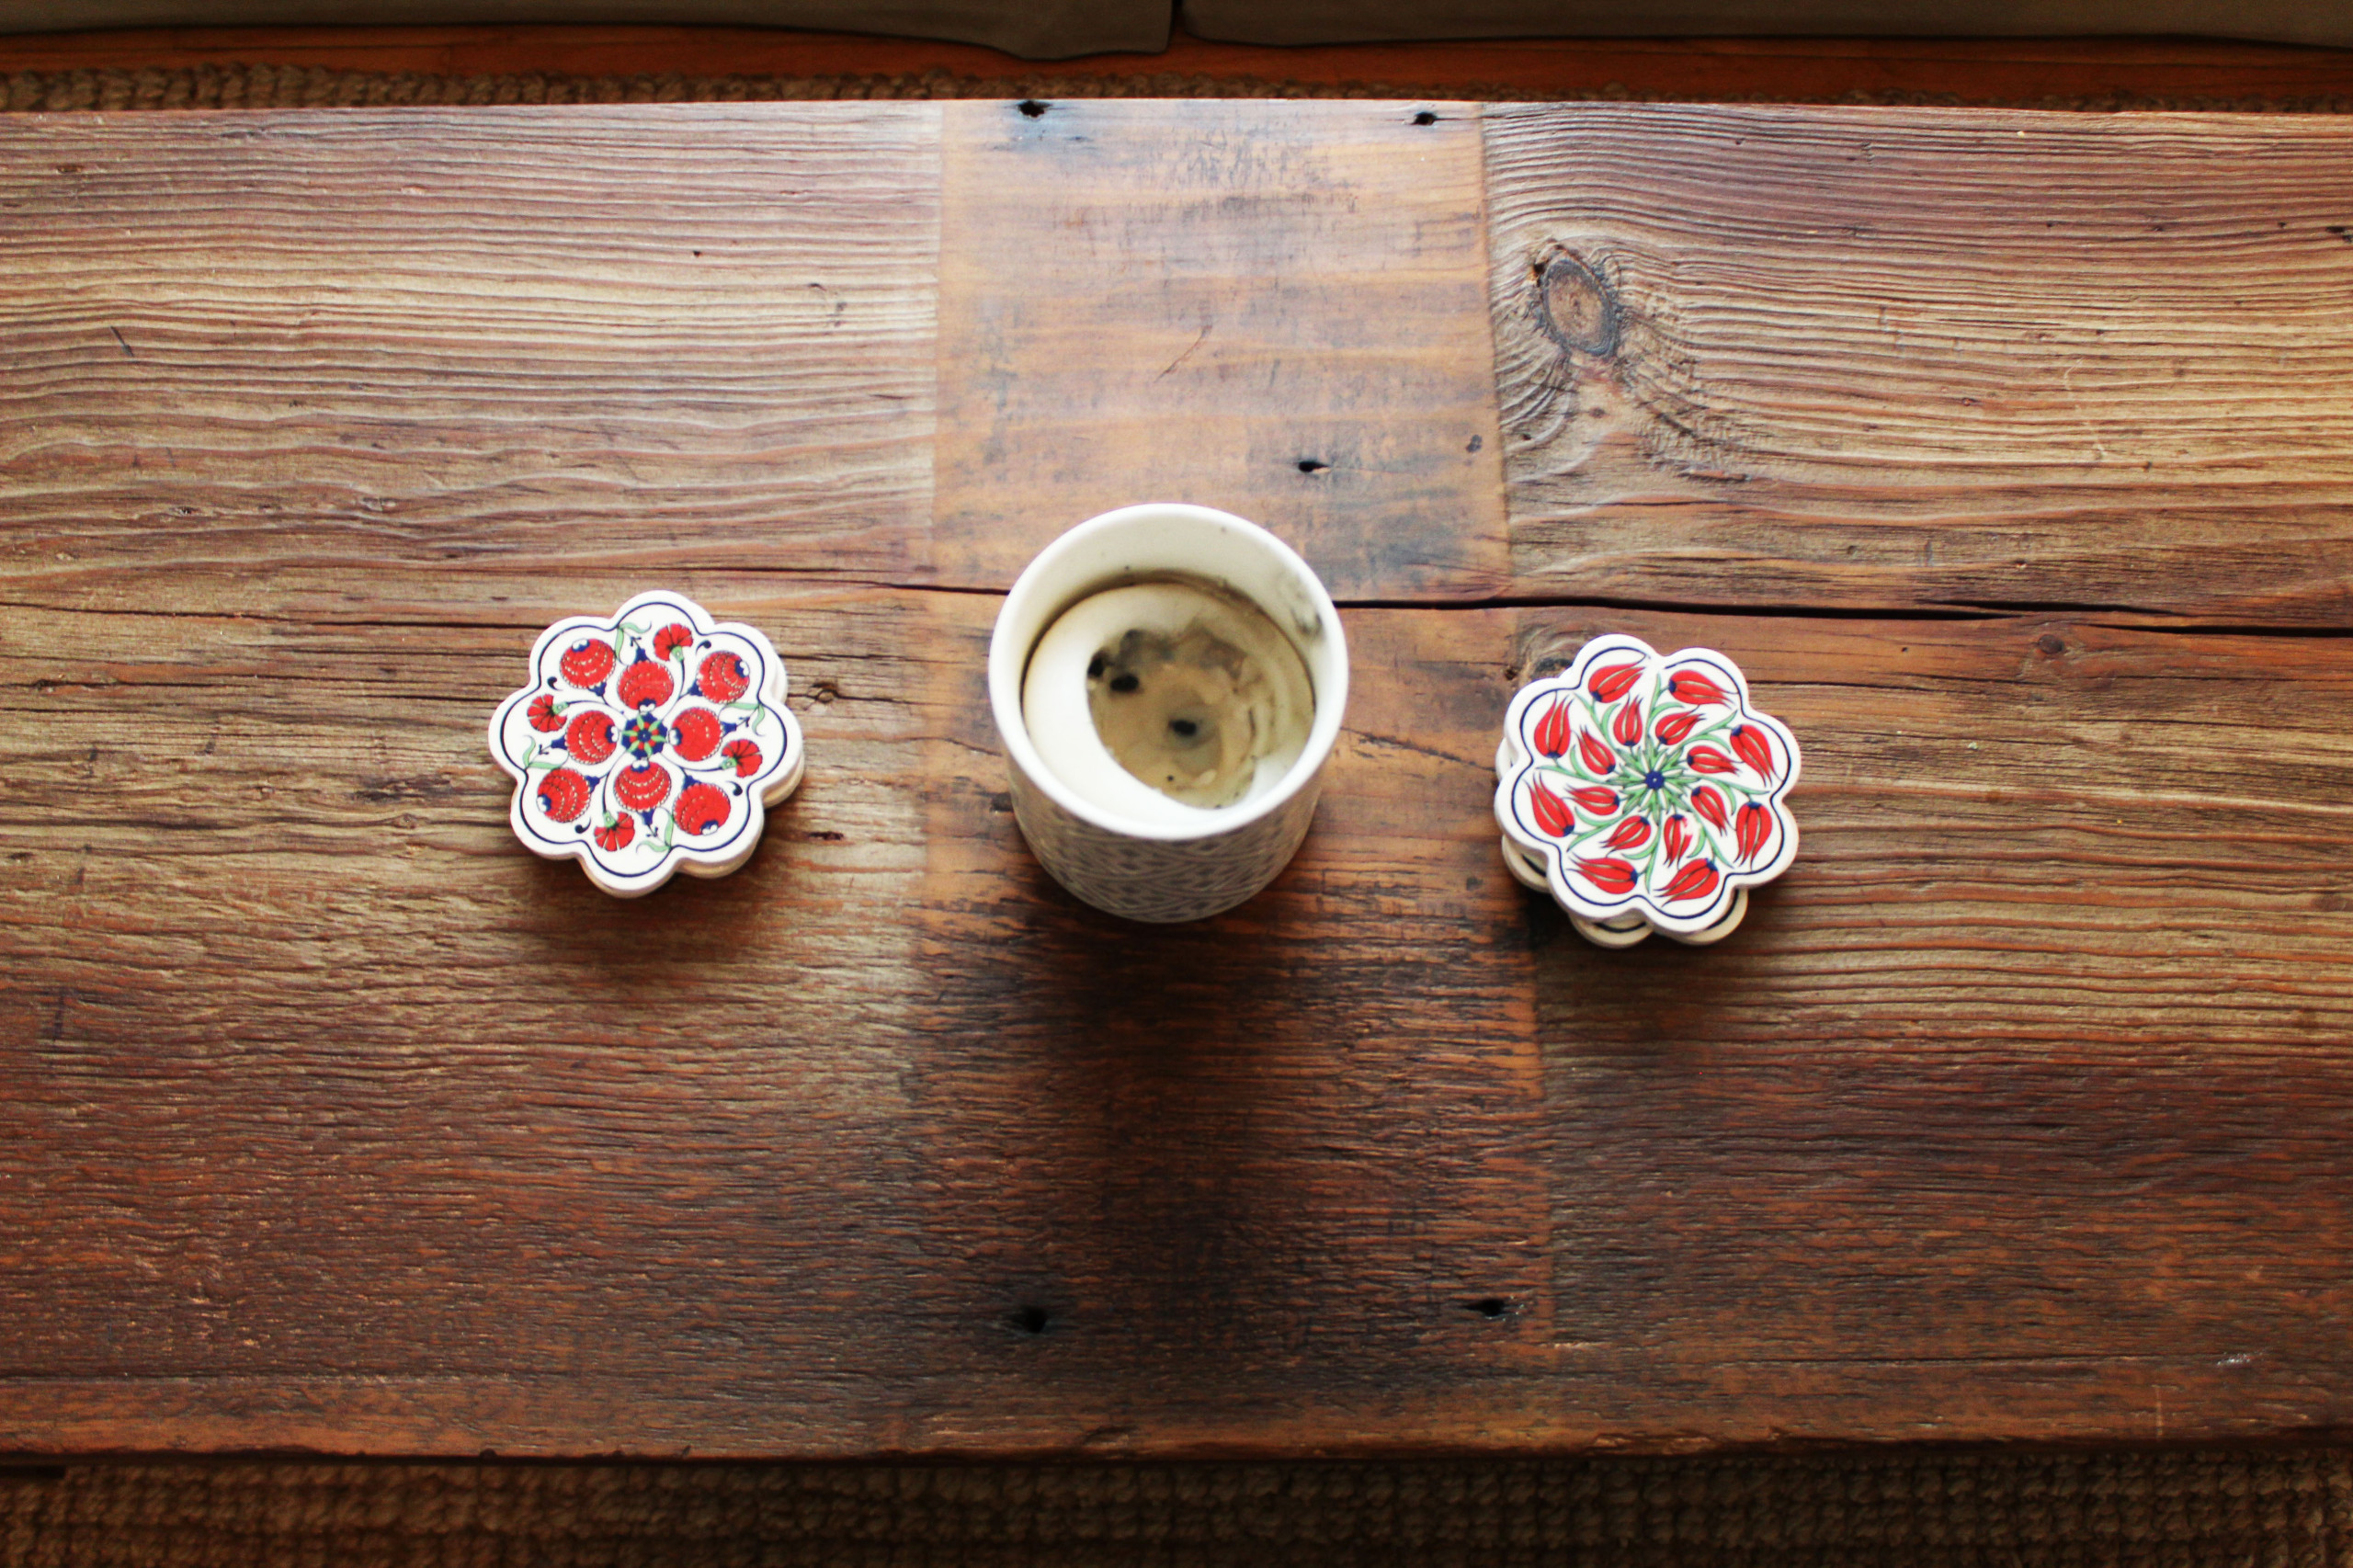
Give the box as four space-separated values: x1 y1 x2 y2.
1534 251 1620 359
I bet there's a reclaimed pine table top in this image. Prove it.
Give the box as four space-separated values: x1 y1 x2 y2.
3 98 2351 1460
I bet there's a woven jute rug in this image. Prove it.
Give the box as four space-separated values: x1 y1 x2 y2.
6 62 2353 111
6 56 2349 1568
6 1449 2352 1566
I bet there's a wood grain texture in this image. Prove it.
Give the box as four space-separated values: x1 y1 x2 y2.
8 585 2350 1453
931 97 1508 600
3 102 2353 1460
0 589 1552 1455
0 106 938 604
1487 105 2353 624
1516 608 2353 1444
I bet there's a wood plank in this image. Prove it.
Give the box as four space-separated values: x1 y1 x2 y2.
1486 106 2353 625
5 586 2350 1451
0 587 1552 1455
1518 606 2353 1447
0 106 938 603
930 98 1508 602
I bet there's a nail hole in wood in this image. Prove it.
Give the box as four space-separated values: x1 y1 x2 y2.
1012 1304 1051 1334
1017 99 1049 118
1413 110 1438 125
1298 459 1329 473
1468 1297 1510 1319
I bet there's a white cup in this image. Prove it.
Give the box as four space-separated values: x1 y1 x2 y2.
988 503 1350 923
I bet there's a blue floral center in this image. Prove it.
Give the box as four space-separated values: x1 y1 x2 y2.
620 710 667 760
1643 768 1667 791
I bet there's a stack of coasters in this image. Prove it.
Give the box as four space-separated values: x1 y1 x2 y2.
1495 634 1802 949
489 591 805 897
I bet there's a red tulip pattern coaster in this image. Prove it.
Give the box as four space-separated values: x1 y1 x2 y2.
1495 635 1801 948
489 591 805 897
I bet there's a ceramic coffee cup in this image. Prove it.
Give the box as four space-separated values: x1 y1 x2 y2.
987 503 1349 923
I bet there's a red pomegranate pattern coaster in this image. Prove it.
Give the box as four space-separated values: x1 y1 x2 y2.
489 591 804 897
1495 634 1801 948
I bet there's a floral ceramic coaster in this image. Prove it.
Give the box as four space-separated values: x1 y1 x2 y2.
1495 635 1801 949
489 591 805 897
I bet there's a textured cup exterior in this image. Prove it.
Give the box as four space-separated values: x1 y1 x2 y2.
991 503 1347 925
1006 749 1324 924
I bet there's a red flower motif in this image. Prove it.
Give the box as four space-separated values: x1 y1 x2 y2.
1588 662 1643 703
565 709 616 766
1662 859 1721 903
1666 669 1730 706
669 706 724 763
1575 858 1640 895
614 761 672 812
1576 730 1617 777
559 637 615 690
697 651 750 703
1603 815 1652 852
536 767 591 823
675 781 730 836
499 597 802 896
1495 638 1802 936
1730 723 1777 780
618 656 675 712
1570 786 1620 817
1531 699 1571 760
1529 779 1573 837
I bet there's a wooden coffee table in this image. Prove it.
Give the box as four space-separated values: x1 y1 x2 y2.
3 98 2348 1459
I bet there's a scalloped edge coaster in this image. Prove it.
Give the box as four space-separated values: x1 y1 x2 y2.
488 590 805 898
1495 634 1801 948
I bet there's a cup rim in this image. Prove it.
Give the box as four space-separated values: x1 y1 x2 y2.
988 503 1350 844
